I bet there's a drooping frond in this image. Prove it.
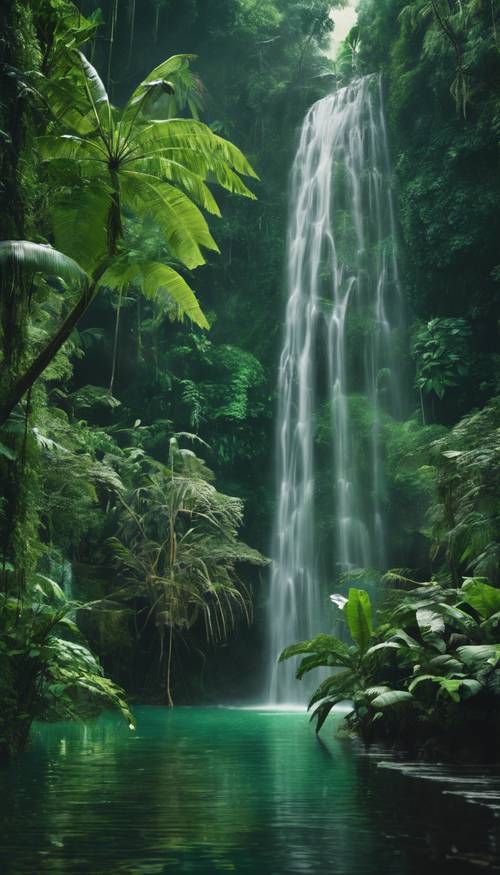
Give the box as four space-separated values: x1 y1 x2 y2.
0 241 88 289
38 134 107 162
134 157 221 215
124 53 199 112
130 119 258 179
135 149 256 200
98 256 209 329
138 261 208 328
76 50 110 126
121 170 219 269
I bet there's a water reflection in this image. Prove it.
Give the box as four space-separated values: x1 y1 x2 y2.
0 707 498 873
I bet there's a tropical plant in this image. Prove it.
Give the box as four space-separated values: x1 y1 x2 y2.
412 317 472 413
0 571 134 757
281 578 500 756
280 588 404 735
0 49 257 426
429 396 500 583
109 437 268 704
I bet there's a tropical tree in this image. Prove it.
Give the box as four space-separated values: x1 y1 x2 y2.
0 51 257 426
109 437 268 705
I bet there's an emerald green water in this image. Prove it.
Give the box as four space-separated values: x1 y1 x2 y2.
0 706 498 874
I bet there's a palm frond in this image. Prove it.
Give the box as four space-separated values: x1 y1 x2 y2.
0 240 88 288
121 170 219 269
133 156 221 215
130 119 258 179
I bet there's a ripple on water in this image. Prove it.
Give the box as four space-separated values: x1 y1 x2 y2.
0 706 498 874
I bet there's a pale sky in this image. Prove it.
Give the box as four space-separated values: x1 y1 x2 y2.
327 2 358 57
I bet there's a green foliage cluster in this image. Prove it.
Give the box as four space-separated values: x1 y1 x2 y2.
429 395 500 583
354 0 500 420
0 0 274 753
0 573 133 757
282 580 500 758
412 317 472 402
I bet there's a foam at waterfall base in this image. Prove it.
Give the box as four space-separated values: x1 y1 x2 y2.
219 703 354 715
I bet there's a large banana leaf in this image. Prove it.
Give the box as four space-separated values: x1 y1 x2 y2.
77 51 111 127
146 147 257 199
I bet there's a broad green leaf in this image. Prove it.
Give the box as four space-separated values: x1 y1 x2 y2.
279 633 351 664
308 670 356 707
131 119 258 179
365 641 401 656
121 170 219 269
0 241 88 288
416 608 445 651
457 644 500 669
98 258 208 328
124 54 198 110
461 578 500 620
370 690 414 708
344 588 373 652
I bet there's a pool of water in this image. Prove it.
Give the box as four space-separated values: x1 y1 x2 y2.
0 706 499 873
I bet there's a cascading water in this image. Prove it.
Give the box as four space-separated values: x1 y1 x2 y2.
268 75 404 704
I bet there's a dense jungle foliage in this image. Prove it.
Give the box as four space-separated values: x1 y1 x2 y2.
0 0 499 758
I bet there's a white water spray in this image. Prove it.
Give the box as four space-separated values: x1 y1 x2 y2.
268 76 404 704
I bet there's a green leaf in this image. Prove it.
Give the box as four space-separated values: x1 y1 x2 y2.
52 187 109 271
121 170 219 269
461 578 500 620
132 119 258 179
76 50 110 125
308 670 356 707
344 588 373 652
279 634 351 664
409 674 481 703
124 54 198 112
98 257 208 329
0 441 16 460
310 699 340 733
370 690 414 708
457 644 500 669
416 608 445 651
0 241 88 288
365 641 401 656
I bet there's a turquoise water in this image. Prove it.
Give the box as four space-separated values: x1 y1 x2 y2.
0 706 498 874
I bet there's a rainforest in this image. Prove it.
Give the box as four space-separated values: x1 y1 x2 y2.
0 0 499 872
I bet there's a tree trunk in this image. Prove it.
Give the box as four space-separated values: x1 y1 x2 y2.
0 265 107 428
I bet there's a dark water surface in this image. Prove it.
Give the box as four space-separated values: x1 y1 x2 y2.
0 706 499 874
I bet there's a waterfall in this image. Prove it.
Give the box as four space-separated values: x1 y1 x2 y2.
268 75 404 704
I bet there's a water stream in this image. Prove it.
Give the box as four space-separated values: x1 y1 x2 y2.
268 76 404 703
